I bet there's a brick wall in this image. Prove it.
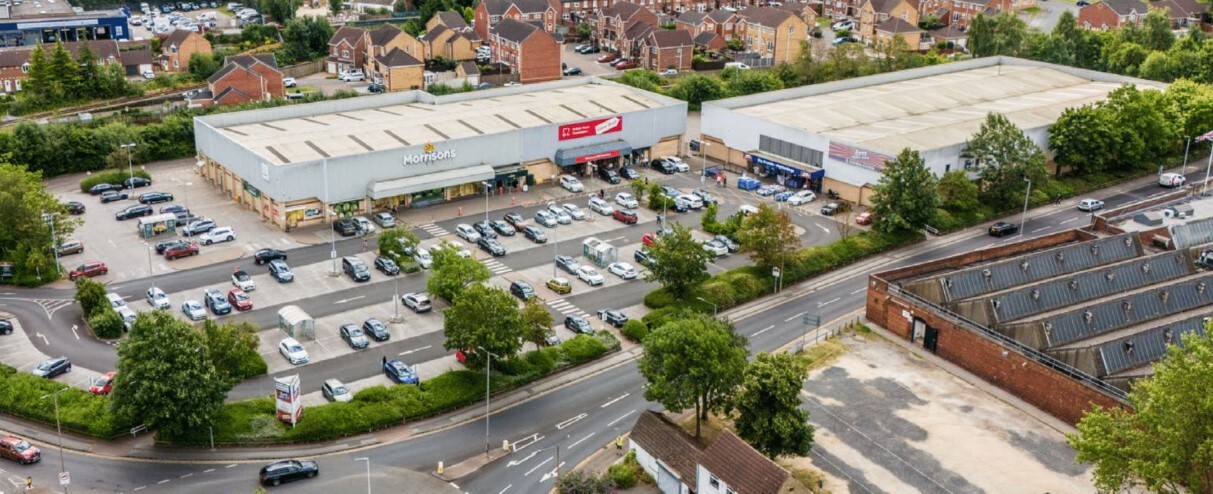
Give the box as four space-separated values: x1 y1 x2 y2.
518 32 561 83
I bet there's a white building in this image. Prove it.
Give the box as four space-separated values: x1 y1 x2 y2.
629 410 790 494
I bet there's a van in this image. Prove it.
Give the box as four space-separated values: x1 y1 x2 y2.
1159 172 1186 188
342 256 370 282
724 62 751 70
116 307 137 330
339 68 365 82
106 293 126 309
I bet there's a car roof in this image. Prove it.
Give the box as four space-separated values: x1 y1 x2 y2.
324 379 344 387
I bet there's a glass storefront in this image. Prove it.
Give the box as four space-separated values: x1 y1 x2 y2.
410 188 445 208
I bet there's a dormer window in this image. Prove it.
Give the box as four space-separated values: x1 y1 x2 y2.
20 63 28 73
171 44 178 53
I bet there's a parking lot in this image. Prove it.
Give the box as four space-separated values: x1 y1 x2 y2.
561 43 620 77
128 5 240 41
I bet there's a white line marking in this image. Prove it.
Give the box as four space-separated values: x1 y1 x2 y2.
570 432 595 448
203 469 215 473
557 413 588 430
784 311 805 322
225 464 237 468
1031 226 1051 233
335 295 366 304
524 456 553 476
818 297 840 307
601 393 630 408
498 485 512 494
607 408 636 427
1060 217 1078 224
751 325 774 337
851 288 866 295
180 473 192 479
133 487 146 492
35 332 48 345
157 479 170 484
71 324 79 340
398 345 434 356
540 463 567 483
816 224 830 233
507 451 538 467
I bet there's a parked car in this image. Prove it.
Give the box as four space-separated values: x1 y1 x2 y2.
69 261 108 280
384 359 420 384
652 158 676 174
555 255 580 275
619 166 639 180
588 197 614 215
56 240 84 256
787 190 816 206
333 218 357 236
832 36 856 45
503 212 527 231
691 189 717 205
160 204 188 214
32 357 71 378
510 281 536 300
988 221 1020 237
138 191 174 204
608 262 636 279
455 223 481 243
181 300 207 321
1077 199 1105 212
65 201 86 215
488 220 515 237
375 256 400 275
522 226 548 243
278 337 308 365
146 287 170 310
259 459 318 487
559 175 584 192
534 210 558 228
339 68 365 81
547 277 572 294
363 318 390 341
563 66 583 76
0 436 41 464
89 183 121 195
612 209 638 224
615 60 636 70
414 248 434 269
342 256 371 282
562 203 587 220
832 19 856 30
634 248 656 267
577 265 605 286
227 288 252 311
231 268 256 291
123 176 152 189
472 221 498 239
100 190 128 203
200 226 235 245
564 315 593 334
703 239 729 257
339 324 369 349
615 192 639 209
714 235 740 253
597 53 618 63
204 288 231 315
115 204 153 220
268 259 294 282
402 292 432 313
820 202 848 216
855 211 875 225
322 379 352 403
89 372 116 396
181 218 216 236
478 237 507 256
372 212 396 228
597 309 628 328
164 242 198 260
0 319 11 335
666 156 690 172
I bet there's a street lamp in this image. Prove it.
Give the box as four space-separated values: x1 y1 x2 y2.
696 296 717 317
1182 136 1192 176
538 444 562 483
144 242 156 290
481 181 491 228
699 138 710 184
1019 176 1031 235
476 346 500 457
391 276 402 323
41 387 69 494
773 266 782 294
324 158 338 276
353 457 371 494
120 143 137 190
44 212 60 278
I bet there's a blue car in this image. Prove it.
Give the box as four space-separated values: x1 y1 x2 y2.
384 359 419 385
774 191 794 202
181 300 207 321
203 289 231 315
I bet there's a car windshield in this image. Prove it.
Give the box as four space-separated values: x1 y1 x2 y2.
36 362 51 370
348 327 363 337
234 292 248 301
333 386 348 395
235 272 249 281
288 344 303 352
13 441 29 452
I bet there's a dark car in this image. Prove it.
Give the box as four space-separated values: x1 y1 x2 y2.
522 226 547 243
563 67 583 76
0 319 12 335
988 221 1020 237
503 212 527 230
181 219 216 236
123 176 152 189
478 237 507 256
555 255 580 275
472 221 498 239
204 289 231 315
172 211 198 227
510 281 536 300
69 261 108 280
339 324 369 349
138 191 174 204
619 166 639 180
88 183 121 195
368 83 385 93
598 168 621 184
714 235 740 253
115 204 152 220
362 318 390 341
31 357 71 378
65 201 86 215
384 359 420 384
160 204 188 215
490 220 516 236
597 309 629 328
259 460 319 487
268 260 294 283
564 315 594 334
164 242 199 260
820 202 849 216
100 190 129 203
634 249 656 267
333 218 357 237
613 210 638 224
375 256 400 275
254 248 288 265
652 159 677 174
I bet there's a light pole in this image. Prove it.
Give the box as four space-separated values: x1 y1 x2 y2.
1182 136 1191 175
481 181 491 227
44 212 60 277
41 387 69 493
476 346 500 457
354 457 371 494
1019 176 1031 235
391 276 402 323
539 444 562 483
325 158 338 275
120 143 137 189
699 138 709 184
144 242 156 290
696 296 717 317
773 266 782 294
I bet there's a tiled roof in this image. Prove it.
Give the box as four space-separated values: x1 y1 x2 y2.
483 0 551 15
206 63 239 84
931 24 966 39
866 0 902 14
694 31 722 46
376 47 422 67
875 17 921 34
368 23 403 46
699 430 790 494
603 1 646 20
121 48 154 66
630 411 704 483
624 19 654 40
0 40 122 69
424 24 450 41
676 11 708 24
458 61 480 74
0 46 31 68
648 29 693 48
1099 0 1148 14
707 9 739 22
213 85 254 103
492 17 541 43
226 54 278 70
1154 0 1207 17
329 25 365 47
435 10 470 29
162 29 196 50
739 6 795 28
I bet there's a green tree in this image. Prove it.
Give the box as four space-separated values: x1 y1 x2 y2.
260 0 300 22
97 62 135 99
110 311 227 438
629 178 647 204
735 204 799 269
24 45 49 99
1101 84 1176 169
74 43 99 97
1068 332 1213 494
726 70 784 96
643 222 712 299
0 162 77 284
376 226 421 264
47 43 81 102
735 352 814 459
442 284 524 357
1139 8 1175 52
202 320 265 386
937 170 981 213
1165 80 1213 144
281 16 335 64
74 277 108 318
666 75 727 111
1048 104 1120 176
188 52 221 80
963 112 1047 204
769 61 804 87
576 21 591 39
329 0 343 15
617 69 662 92
869 148 940 234
968 12 1027 57
638 314 748 438
427 241 491 302
520 296 554 348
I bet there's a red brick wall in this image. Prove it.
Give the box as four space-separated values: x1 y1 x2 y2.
875 229 1093 285
211 68 267 106
1078 3 1124 29
475 3 491 41
518 32 561 83
248 63 284 99
653 45 691 70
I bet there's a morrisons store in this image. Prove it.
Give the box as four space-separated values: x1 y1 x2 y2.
193 78 687 230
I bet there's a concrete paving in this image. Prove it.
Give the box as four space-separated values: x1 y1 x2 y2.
0 315 103 391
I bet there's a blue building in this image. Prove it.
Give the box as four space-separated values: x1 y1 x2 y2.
0 2 129 47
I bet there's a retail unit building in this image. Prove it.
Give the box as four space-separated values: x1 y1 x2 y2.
700 57 1162 206
193 77 686 230
0 0 129 47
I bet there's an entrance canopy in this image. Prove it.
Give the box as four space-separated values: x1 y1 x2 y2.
368 164 495 199
747 152 824 180
555 140 631 167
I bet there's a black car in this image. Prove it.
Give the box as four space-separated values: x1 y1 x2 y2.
714 235 740 253
820 202 848 216
138 192 174 204
333 218 357 237
268 260 294 283
100 191 129 203
368 83 385 93
123 177 152 189
472 221 498 239
634 249 657 267
254 248 288 264
598 168 621 184
652 159 676 174
0 318 12 335
619 167 639 180
478 237 507 256
375 256 400 275
504 212 527 230
597 309 629 328
510 281 536 300
564 315 594 334
115 204 153 220
32 357 71 378
522 226 547 243
88 183 121 195
160 204 188 214
362 318 390 341
491 220 516 236
563 67 583 76
555 255 580 274
65 201 85 215
155 238 189 255
172 211 198 227
259 460 318 487
989 221 1020 237
339 324 369 349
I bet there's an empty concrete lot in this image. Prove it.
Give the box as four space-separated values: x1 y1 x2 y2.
803 334 1094 494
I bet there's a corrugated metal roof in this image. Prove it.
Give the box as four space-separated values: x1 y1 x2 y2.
1042 274 1213 347
1169 216 1213 249
1097 315 1208 375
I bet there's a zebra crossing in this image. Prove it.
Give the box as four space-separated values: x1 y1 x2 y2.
547 298 588 318
482 258 512 275
35 298 73 318
417 223 450 237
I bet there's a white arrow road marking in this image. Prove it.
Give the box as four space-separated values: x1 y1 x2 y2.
335 295 366 304
71 324 79 340
570 432 595 448
398 345 433 356
818 298 840 307
524 457 553 476
507 451 538 467
34 332 48 345
607 409 636 427
751 325 774 337
557 413 587 430
540 463 567 483
600 393 629 408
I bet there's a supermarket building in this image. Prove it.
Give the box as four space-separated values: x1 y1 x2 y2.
193 77 687 230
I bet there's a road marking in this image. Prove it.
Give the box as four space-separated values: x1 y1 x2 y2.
133 487 146 491
784 311 805 322
524 456 553 476
557 413 587 430
1060 217 1078 224
816 224 830 233
335 295 366 304
1031 226 1051 233
398 345 433 356
601 393 630 408
180 473 192 479
507 451 537 467
751 325 774 337
71 324 79 340
851 288 866 295
225 464 237 468
570 432 595 448
498 485 512 494
157 479 170 484
607 408 636 427
34 332 48 345
203 469 215 473
818 298 840 307
540 463 567 483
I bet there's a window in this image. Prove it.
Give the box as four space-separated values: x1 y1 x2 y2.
725 22 732 29
342 49 349 58
562 13 570 19
726 489 738 494
759 135 824 167
332 47 338 55
710 476 720 488
173 59 179 68
171 44 178 53
20 63 28 73
491 14 500 21
945 163 951 172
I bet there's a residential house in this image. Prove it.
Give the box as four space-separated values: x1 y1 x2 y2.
707 9 743 40
674 11 711 33
639 28 692 71
857 0 919 44
456 61 481 86
159 29 211 72
629 411 792 494
429 10 472 31
122 47 155 77
737 6 808 64
1153 0 1207 28
694 30 726 51
348 0 394 13
372 48 424 91
948 0 1015 29
0 40 122 94
488 18 561 83
696 430 791 494
422 24 481 61
326 25 367 74
620 18 657 57
874 17 924 46
823 0 863 21
595 1 660 52
629 411 705 494
1077 0 1149 29
553 0 616 31
772 2 819 26
474 0 560 42
200 54 285 107
363 24 418 81
930 24 967 49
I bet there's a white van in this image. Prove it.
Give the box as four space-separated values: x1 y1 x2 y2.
339 68 365 82
1159 172 1186 188
724 62 751 70
106 293 127 309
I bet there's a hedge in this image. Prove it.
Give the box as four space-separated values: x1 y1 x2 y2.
159 332 621 445
78 169 153 193
88 309 125 339
621 319 648 343
0 364 133 439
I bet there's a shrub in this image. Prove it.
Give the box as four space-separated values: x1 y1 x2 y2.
234 351 268 380
621 319 648 343
74 277 109 317
608 461 638 489
642 306 684 329
88 309 125 339
399 259 422 273
562 334 609 365
643 287 677 309
79 169 153 192
0 364 132 439
557 470 612 494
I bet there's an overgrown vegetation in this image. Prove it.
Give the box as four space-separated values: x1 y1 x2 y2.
4 43 139 115
0 363 134 439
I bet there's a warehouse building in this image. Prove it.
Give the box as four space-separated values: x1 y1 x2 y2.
700 57 1164 206
0 0 129 47
193 77 687 230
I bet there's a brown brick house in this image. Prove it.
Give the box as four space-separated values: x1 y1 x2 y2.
0 40 122 94
1077 0 1149 29
474 0 559 42
1150 0 1205 28
363 24 420 82
159 29 211 73
693 30 726 51
488 18 561 83
422 24 482 61
373 48 424 91
949 0 1015 29
737 6 808 64
594 1 660 51
639 28 692 71
200 54 284 107
874 17 924 46
326 26 367 74
858 0 920 43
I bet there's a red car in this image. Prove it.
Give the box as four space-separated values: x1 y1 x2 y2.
164 243 199 260
613 210 638 224
855 211 875 225
614 61 636 70
89 371 116 395
597 53 617 63
0 435 40 465
227 288 253 311
641 233 657 246
68 261 108 281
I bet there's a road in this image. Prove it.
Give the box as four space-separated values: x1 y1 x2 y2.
0 168 1189 492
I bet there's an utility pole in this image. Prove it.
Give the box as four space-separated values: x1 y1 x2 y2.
477 347 500 457
121 143 137 190
42 388 69 493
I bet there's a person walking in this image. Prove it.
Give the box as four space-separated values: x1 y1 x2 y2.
25 476 32 491
382 355 387 367
615 436 623 452
362 237 369 252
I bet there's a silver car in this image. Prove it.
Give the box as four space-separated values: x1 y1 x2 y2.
608 262 637 280
181 300 206 321
455 223 481 242
145 287 170 310
561 204 586 220
403 292 432 313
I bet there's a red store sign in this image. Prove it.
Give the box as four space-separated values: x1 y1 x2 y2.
558 116 623 141
575 150 621 163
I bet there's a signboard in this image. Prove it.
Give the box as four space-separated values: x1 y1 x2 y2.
575 150 621 163
242 180 261 198
558 116 623 141
59 471 70 486
747 154 803 177
828 141 892 172
274 375 303 427
403 142 456 165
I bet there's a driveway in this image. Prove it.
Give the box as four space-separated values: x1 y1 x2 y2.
1022 0 1080 32
562 44 619 77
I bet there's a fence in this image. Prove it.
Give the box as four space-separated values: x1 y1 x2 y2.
786 319 851 354
280 60 324 79
729 53 776 68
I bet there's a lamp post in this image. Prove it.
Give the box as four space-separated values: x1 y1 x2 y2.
1019 176 1031 235
699 138 709 184
539 444 562 483
121 143 137 190
481 181 491 227
1182 136 1192 176
391 276 402 323
144 242 156 290
41 387 69 493
476 346 500 457
696 296 717 317
44 212 60 277
354 457 371 494
325 158 338 275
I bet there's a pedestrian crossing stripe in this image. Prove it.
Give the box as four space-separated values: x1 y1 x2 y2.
418 224 450 236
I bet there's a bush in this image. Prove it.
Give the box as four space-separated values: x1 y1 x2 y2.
0 364 132 439
79 169 153 192
562 334 610 365
74 277 109 318
234 351 268 380
643 288 677 309
641 306 685 330
557 470 612 494
399 259 422 273
88 309 125 339
608 460 638 489
621 319 648 343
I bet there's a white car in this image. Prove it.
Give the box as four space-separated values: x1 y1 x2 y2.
559 175 584 193
832 19 856 30
199 226 235 245
562 203 586 220
279 337 309 365
588 197 614 215
577 265 605 286
353 216 376 234
550 207 572 224
145 287 170 310
535 210 559 228
1159 172 1185 188
703 240 728 257
660 69 677 76
666 156 690 172
117 307 138 330
1077 198 1105 212
455 223 481 243
675 193 702 209
615 192 639 209
414 248 433 269
339 69 365 82
283 77 297 88
231 269 256 292
787 190 816 206
608 262 637 280
142 70 155 79
373 212 396 228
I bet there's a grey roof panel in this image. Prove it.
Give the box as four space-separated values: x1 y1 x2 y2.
1169 216 1213 249
939 234 1141 301
1097 315 1208 375
1041 274 1213 347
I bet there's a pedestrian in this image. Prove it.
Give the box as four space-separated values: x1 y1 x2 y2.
599 189 605 199
723 176 728 187
382 355 387 367
615 436 623 451
25 476 32 491
362 237 369 252
1055 195 1062 206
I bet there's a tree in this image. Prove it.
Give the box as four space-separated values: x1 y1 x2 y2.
617 69 662 93
188 52 221 80
442 284 524 357
937 170 980 213
24 45 49 99
967 12 1028 57
735 204 799 269
260 0 300 22
629 178 647 204
1140 8 1175 52
735 352 814 459
47 43 81 102
726 70 784 96
376 226 421 264
202 320 265 386
520 296 554 348
665 75 727 111
110 311 227 438
0 162 77 284
74 277 108 318
963 112 1047 204
74 43 99 97
869 148 939 233
643 222 712 299
638 314 748 439
576 21 591 39
1101 84 1177 169
329 0 343 15
1068 332 1213 493
427 241 491 302
281 16 334 64
1048 104 1120 176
